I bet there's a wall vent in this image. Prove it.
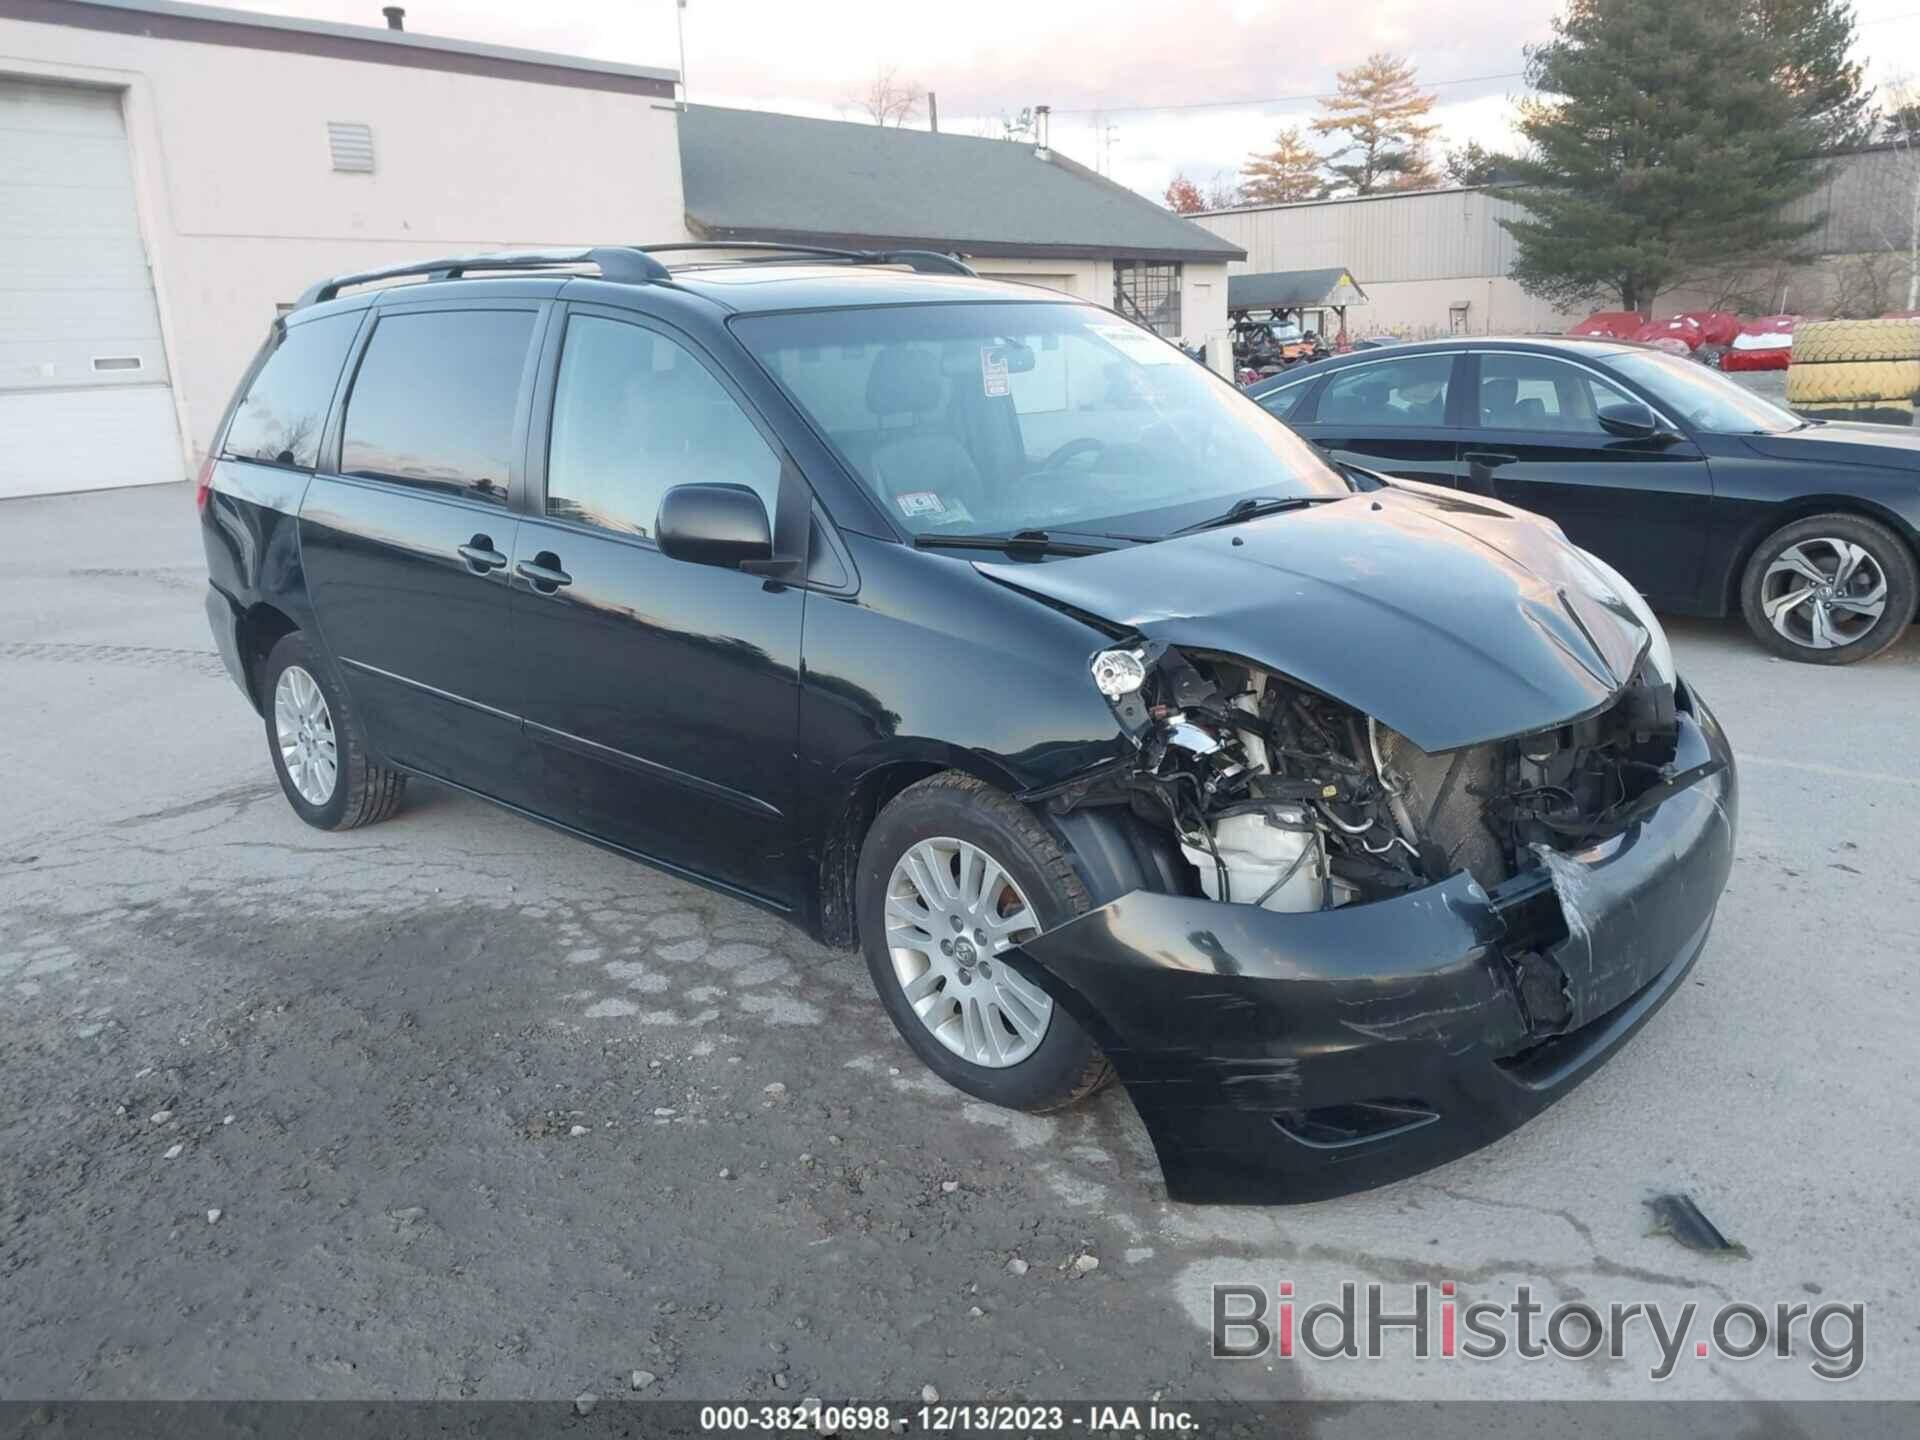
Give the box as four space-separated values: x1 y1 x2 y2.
327 122 375 173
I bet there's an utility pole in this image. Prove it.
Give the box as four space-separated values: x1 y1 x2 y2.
928 91 939 133
675 0 688 106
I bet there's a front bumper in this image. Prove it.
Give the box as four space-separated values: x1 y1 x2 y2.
1016 685 1736 1205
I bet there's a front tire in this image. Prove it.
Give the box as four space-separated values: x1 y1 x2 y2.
855 772 1112 1111
260 632 407 829
1738 513 1917 664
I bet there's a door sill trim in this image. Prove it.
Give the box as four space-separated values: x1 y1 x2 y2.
393 763 794 915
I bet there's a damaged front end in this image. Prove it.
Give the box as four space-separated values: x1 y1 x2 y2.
1011 642 1736 1205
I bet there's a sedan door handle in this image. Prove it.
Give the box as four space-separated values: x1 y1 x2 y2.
516 553 573 594
458 536 509 573
1463 451 1518 469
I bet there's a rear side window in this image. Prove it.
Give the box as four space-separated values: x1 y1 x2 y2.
222 313 360 469
1318 355 1454 427
340 309 537 504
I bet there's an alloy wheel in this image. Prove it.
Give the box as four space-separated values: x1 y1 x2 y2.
1759 538 1889 650
884 837 1052 1068
274 664 338 805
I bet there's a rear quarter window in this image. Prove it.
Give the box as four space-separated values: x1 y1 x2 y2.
222 312 361 469
1255 381 1312 421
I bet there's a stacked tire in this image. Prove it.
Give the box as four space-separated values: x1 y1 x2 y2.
1784 319 1920 425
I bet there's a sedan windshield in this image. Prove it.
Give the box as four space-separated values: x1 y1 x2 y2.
734 301 1349 540
1608 349 1804 434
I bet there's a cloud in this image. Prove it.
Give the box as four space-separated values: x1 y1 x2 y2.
221 0 1920 202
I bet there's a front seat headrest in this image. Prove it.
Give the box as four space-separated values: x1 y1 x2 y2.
867 347 945 417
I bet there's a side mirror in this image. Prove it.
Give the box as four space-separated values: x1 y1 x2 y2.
656 483 773 569
1597 400 1660 440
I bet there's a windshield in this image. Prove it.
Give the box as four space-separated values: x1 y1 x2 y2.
1608 349 1804 434
734 301 1349 540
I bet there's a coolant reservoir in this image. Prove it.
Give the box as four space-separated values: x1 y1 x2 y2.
1180 810 1322 912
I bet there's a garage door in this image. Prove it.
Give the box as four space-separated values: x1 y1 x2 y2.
0 78 182 499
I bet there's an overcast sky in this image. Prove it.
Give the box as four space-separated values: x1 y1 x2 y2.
247 0 1920 200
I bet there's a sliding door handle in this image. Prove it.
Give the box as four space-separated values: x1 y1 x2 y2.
516 554 573 593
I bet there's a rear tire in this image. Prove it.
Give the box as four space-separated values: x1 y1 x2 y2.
260 632 407 829
1738 513 1917 665
856 772 1112 1111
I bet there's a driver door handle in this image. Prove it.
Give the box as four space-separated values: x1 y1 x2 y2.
1463 451 1517 469
516 553 573 594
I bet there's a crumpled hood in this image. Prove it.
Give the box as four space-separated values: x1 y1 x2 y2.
977 486 1652 752
1740 420 1920 471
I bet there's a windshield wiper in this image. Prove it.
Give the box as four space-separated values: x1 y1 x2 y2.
1169 495 1333 537
912 528 1113 557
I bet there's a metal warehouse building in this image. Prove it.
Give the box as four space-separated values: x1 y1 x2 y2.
1194 145 1917 339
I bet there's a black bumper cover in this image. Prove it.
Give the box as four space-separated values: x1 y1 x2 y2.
1015 688 1737 1205
204 582 253 704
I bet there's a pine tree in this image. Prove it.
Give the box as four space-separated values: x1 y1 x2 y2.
1311 53 1440 195
1240 126 1324 204
1751 0 1871 150
1444 141 1516 187
1500 0 1862 312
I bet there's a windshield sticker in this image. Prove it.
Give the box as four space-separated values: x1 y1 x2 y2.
895 490 946 518
1089 322 1180 365
980 347 1011 397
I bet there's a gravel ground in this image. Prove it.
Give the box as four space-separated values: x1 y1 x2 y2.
2 482 1917 1403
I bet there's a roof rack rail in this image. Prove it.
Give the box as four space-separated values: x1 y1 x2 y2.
294 247 671 308
638 241 977 277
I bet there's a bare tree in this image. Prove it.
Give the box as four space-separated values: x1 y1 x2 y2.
1828 250 1909 316
1872 77 1920 310
848 65 927 127
1202 171 1243 209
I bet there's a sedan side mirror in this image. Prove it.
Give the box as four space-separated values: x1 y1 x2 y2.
1596 400 1661 440
656 483 774 569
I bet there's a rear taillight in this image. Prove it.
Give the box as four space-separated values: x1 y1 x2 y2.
194 453 216 512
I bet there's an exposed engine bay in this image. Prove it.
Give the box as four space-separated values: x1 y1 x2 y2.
1037 643 1686 912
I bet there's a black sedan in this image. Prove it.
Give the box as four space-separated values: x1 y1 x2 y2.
1247 337 1920 663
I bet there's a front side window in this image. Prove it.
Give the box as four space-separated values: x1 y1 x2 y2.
222 312 360 469
1113 262 1182 338
545 316 781 539
1317 355 1454 427
340 309 537 503
734 301 1348 541
1477 354 1634 433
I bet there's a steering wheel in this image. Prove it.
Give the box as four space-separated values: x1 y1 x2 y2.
1038 438 1107 471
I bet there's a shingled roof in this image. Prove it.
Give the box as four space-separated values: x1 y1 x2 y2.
678 105 1244 264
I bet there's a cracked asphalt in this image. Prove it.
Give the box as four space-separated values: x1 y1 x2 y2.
3 481 1918 1402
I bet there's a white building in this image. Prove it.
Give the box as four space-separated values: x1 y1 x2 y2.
1 0 1241 500
0 0 685 498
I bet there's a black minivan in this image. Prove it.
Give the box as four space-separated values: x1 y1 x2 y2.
200 246 1736 1204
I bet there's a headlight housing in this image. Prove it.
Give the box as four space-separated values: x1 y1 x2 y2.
1574 548 1675 685
1090 647 1147 699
